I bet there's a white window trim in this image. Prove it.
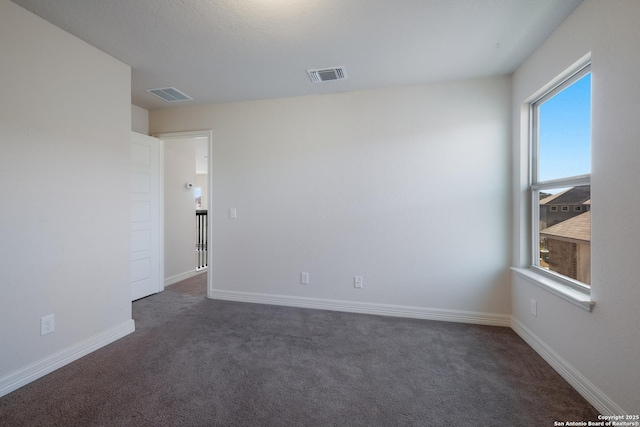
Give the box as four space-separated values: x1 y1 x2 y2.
515 55 594 312
511 267 594 311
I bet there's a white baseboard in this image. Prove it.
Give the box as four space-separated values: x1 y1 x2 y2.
164 268 206 287
0 319 135 398
511 317 625 415
208 289 511 327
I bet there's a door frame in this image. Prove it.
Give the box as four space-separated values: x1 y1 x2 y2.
154 130 213 298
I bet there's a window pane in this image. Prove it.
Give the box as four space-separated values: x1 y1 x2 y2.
537 73 591 182
538 185 590 286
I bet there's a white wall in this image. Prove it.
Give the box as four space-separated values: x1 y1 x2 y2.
151 76 512 320
0 0 133 394
132 104 149 134
196 173 208 210
164 138 197 282
511 0 640 414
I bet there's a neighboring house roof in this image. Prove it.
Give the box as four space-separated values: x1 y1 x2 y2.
540 211 590 244
540 186 591 206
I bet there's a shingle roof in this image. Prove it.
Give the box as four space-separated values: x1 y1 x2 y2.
540 186 590 205
540 211 590 243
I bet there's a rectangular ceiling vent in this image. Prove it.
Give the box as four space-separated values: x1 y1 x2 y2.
146 87 193 102
307 67 348 83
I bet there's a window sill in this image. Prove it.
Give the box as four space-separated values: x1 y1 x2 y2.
511 267 594 312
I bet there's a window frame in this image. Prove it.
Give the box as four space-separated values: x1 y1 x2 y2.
529 63 592 294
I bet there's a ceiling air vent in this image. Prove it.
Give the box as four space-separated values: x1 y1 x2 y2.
307 67 348 83
146 87 193 102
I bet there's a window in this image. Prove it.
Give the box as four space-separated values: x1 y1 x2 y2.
531 64 591 290
194 187 202 208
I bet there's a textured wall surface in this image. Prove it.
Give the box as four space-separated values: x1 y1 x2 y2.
164 139 197 280
512 0 640 414
151 76 512 316
0 0 132 383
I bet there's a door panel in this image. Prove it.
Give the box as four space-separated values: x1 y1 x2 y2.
131 132 162 301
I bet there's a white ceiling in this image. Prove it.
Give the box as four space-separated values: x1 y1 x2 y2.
12 0 582 110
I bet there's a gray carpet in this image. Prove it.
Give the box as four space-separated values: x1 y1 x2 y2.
1 273 599 426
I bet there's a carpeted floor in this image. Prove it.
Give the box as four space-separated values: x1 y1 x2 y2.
0 273 599 426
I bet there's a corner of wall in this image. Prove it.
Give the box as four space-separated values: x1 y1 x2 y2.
132 104 150 134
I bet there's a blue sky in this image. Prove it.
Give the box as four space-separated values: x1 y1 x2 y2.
538 73 591 182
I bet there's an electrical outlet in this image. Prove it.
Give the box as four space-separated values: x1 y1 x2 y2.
530 299 537 317
41 314 55 336
300 272 309 285
354 276 363 289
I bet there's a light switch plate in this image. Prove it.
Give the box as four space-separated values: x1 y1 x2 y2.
354 276 363 288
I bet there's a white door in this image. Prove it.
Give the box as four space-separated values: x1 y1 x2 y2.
130 132 163 301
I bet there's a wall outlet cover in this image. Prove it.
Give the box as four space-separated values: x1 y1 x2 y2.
530 299 537 317
41 314 55 336
300 272 309 285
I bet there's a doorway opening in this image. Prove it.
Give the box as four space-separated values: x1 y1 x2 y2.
155 130 213 299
